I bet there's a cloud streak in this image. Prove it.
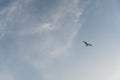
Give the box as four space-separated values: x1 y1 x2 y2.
0 0 91 80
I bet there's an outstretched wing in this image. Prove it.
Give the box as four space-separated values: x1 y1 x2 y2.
83 41 88 45
88 43 92 46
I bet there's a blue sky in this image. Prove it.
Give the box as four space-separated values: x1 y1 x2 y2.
0 0 120 80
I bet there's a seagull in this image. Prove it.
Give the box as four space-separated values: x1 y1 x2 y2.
83 41 92 47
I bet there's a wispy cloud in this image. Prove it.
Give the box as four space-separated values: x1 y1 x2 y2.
0 0 91 80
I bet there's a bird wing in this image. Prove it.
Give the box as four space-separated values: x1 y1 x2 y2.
88 44 92 46
83 41 92 47
83 41 88 45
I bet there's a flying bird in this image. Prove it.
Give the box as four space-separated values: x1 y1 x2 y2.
83 41 92 47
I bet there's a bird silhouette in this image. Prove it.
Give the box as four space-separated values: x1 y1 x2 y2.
83 41 92 47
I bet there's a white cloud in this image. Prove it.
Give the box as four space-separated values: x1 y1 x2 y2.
1 1 120 80
9 0 89 69
0 0 91 80
16 2 90 78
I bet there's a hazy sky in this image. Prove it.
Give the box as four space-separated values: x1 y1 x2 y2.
0 0 120 80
